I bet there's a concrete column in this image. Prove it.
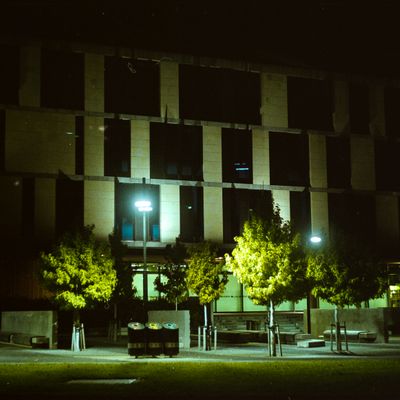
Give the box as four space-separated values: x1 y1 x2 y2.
160 184 180 244
260 73 288 128
272 189 290 223
203 125 222 182
35 178 55 242
309 134 327 188
333 80 349 133
131 120 150 180
19 45 40 107
84 180 114 240
160 61 179 120
203 186 223 242
252 128 270 186
85 53 104 112
310 191 329 238
376 195 399 251
351 136 375 190
84 116 104 176
369 84 385 137
0 176 22 239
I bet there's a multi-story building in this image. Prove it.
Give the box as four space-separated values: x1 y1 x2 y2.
1 37 399 314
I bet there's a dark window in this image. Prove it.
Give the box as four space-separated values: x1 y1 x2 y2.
41 48 84 110
179 65 261 124
104 119 130 177
328 192 375 245
288 77 333 131
0 44 19 105
180 186 203 242
290 190 311 237
349 83 370 134
385 87 400 138
326 136 351 189
269 132 309 186
223 189 272 243
0 110 5 171
222 128 252 184
375 139 400 191
150 122 202 181
116 182 160 242
22 178 35 239
75 116 84 175
55 178 83 238
105 57 160 116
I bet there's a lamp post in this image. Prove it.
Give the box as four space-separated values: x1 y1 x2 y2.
135 200 152 306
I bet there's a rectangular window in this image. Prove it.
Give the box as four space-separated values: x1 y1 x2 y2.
269 132 309 186
223 188 272 243
22 178 35 239
116 182 160 242
179 65 261 124
41 48 84 110
180 186 203 243
0 44 19 105
290 190 311 237
55 178 83 238
326 136 351 189
104 119 130 177
288 77 333 131
385 87 400 138
222 128 252 184
105 57 160 116
375 139 400 191
75 116 84 175
150 122 202 181
349 83 370 134
0 110 5 171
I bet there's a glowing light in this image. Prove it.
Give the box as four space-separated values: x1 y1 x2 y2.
310 236 322 244
135 200 152 212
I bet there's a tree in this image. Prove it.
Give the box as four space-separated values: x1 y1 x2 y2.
225 209 309 356
186 241 228 328
154 238 189 310
40 225 117 326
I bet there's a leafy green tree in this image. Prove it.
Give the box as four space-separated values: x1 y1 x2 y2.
186 241 228 327
154 238 189 310
40 225 117 325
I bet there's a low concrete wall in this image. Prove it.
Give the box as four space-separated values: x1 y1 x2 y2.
1 311 57 348
148 310 190 349
310 308 400 343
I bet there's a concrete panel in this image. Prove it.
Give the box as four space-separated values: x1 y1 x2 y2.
131 120 150 179
260 73 288 128
333 80 349 133
84 116 104 176
310 191 329 239
272 189 290 223
6 110 75 174
85 53 104 112
35 177 55 242
351 136 375 190
160 184 180 244
252 128 270 185
309 134 327 188
84 180 114 240
148 310 190 349
160 61 179 120
203 125 222 182
0 176 22 239
203 186 223 242
369 84 385 137
19 45 40 107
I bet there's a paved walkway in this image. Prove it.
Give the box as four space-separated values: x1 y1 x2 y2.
1 337 400 363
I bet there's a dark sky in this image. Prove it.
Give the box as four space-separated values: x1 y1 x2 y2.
2 0 400 76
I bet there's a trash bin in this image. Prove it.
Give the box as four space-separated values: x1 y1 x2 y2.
146 322 163 356
162 322 179 357
127 322 146 357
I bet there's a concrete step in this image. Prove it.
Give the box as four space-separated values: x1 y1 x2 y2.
297 339 326 348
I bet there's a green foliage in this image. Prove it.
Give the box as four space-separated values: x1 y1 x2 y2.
307 232 388 308
40 225 117 311
154 238 189 307
186 241 228 305
225 208 309 306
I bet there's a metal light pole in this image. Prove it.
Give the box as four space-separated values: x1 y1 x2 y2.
135 200 152 307
308 235 322 334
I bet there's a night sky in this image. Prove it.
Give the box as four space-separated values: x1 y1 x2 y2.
2 0 400 76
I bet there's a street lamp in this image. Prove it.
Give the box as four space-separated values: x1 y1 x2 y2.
135 200 152 306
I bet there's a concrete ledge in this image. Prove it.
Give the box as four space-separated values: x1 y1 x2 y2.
1 331 50 348
323 329 377 343
297 339 326 348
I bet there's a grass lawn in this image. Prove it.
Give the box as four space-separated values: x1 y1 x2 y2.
1 359 400 399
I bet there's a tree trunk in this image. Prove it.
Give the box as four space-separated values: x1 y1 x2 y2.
269 300 276 357
334 306 342 352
